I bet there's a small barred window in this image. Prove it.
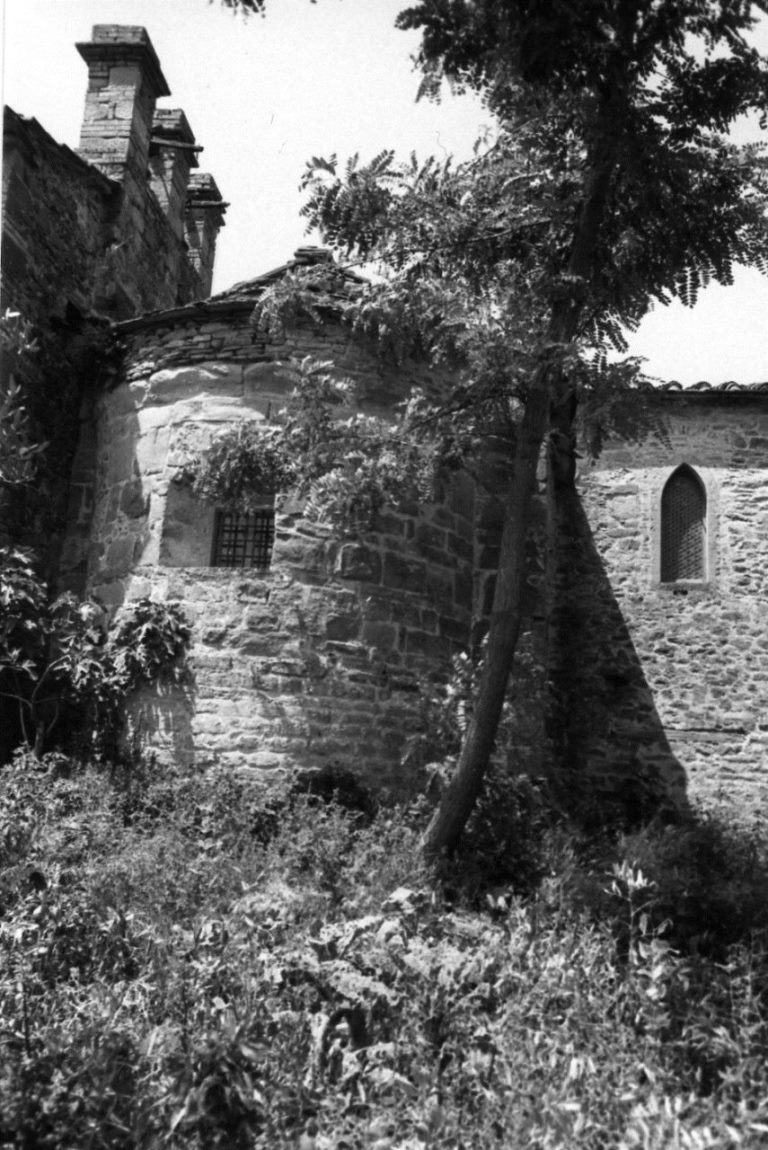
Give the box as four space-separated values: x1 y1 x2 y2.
211 509 275 569
660 466 706 582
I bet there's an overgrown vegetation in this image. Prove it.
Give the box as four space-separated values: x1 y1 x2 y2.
2 754 768 1148
0 548 191 758
0 308 119 569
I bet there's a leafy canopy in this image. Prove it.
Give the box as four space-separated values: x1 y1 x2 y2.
304 2 768 348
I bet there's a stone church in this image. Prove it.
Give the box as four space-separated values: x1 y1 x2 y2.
3 26 767 814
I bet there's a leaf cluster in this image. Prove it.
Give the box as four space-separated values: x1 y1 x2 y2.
294 1 768 455
182 422 296 512
0 549 192 757
0 310 46 489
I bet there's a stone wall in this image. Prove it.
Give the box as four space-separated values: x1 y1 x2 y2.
2 108 116 325
62 285 768 810
556 393 768 816
2 29 225 324
73 308 483 792
2 25 226 577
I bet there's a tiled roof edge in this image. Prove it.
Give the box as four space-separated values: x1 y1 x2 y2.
657 380 768 394
116 247 366 334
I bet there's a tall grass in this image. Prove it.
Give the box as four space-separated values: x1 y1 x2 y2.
2 751 768 1148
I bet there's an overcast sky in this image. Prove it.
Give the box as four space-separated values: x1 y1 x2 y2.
2 0 767 384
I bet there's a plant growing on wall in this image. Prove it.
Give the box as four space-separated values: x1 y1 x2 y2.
182 422 296 512
182 356 446 528
0 548 191 759
0 310 46 490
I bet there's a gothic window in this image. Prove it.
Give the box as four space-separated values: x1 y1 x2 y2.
660 465 706 582
211 508 275 569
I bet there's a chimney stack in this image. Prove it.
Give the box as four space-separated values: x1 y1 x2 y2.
149 108 201 242
185 174 228 298
76 26 170 230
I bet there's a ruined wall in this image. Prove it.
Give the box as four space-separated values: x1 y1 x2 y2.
73 308 478 792
557 393 768 816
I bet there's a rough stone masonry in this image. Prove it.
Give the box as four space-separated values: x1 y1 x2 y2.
3 26 767 814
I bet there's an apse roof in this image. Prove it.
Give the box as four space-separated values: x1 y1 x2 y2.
116 253 768 399
117 246 365 333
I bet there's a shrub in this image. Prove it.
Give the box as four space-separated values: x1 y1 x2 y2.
3 760 768 1147
0 551 191 758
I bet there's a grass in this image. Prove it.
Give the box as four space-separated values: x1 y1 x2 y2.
2 751 768 1148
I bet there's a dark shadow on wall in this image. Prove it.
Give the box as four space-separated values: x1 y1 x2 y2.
547 483 689 826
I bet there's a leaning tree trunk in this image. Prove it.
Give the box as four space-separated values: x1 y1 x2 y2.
422 379 551 857
422 114 622 858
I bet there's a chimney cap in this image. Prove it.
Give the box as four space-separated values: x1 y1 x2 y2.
76 26 171 99
152 108 196 144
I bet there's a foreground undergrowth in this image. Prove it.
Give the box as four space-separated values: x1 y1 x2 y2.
2 754 768 1149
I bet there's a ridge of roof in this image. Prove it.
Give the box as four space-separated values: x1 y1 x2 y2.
210 246 368 301
116 247 367 333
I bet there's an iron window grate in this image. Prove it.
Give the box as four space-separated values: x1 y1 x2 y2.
212 509 275 569
661 468 705 581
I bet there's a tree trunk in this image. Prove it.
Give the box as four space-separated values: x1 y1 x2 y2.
422 114 623 858
422 380 550 858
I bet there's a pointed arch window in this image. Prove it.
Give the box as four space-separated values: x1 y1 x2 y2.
660 465 706 582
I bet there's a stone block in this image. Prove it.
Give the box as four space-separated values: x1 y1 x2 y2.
120 478 148 518
102 434 136 485
146 364 244 404
425 568 453 607
327 614 362 642
416 523 446 551
336 544 382 583
243 362 294 401
404 629 451 661
104 534 137 575
382 553 426 595
454 569 473 611
360 621 398 650
439 615 469 644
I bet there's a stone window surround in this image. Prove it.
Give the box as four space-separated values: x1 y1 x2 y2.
650 463 719 590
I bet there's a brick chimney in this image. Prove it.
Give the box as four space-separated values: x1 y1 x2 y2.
76 26 170 229
149 108 202 242
184 173 228 298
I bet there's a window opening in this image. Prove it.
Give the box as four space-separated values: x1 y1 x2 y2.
211 509 275 569
660 465 705 582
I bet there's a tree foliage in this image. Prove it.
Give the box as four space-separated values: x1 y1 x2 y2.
296 0 768 855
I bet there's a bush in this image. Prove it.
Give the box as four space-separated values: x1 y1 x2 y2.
0 549 192 759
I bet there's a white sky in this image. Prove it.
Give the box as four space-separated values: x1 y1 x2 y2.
2 0 767 384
